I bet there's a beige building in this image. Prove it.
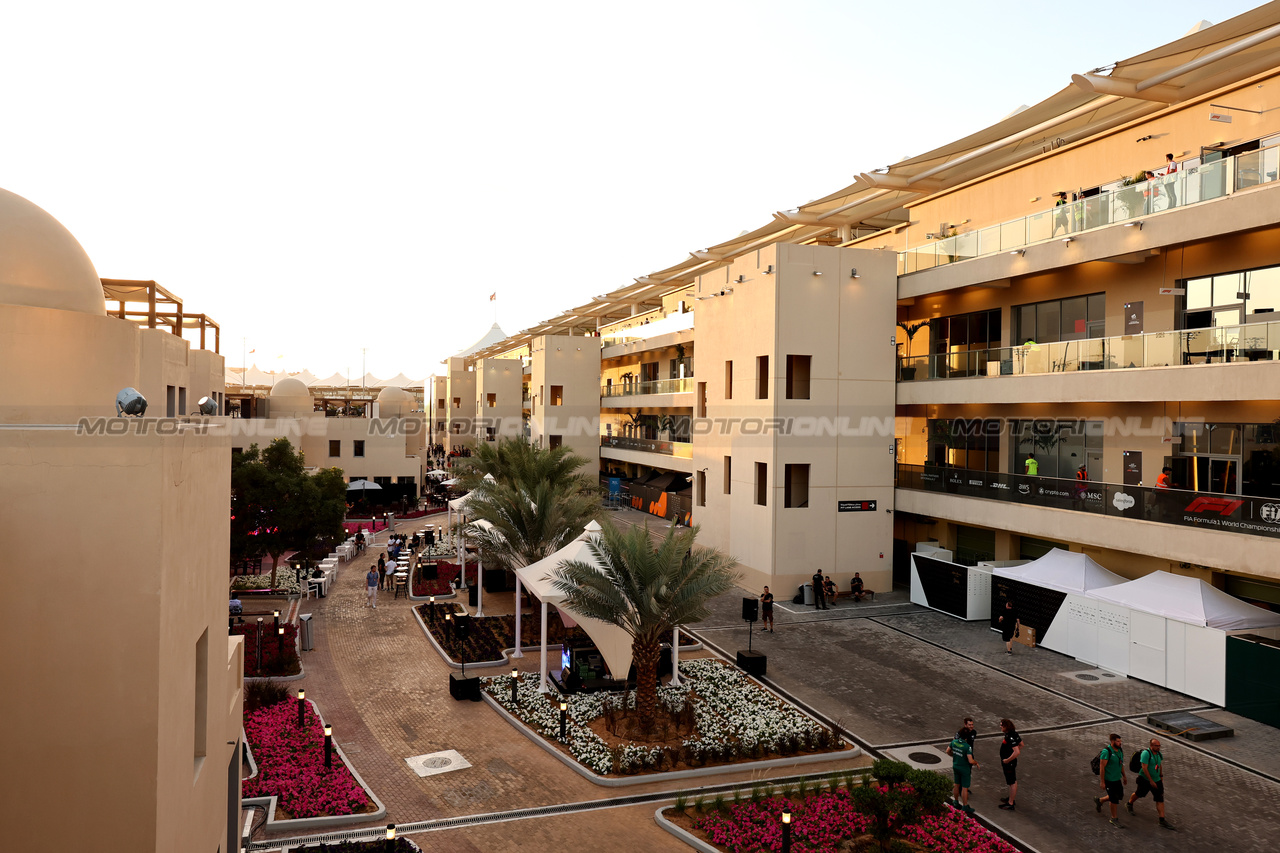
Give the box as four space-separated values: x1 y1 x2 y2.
0 187 243 852
460 9 1280 608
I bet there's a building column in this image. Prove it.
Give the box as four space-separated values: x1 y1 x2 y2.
538 598 549 693
512 576 523 658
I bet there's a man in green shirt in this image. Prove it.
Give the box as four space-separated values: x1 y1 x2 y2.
947 731 979 814
1127 738 1175 830
1025 453 1039 476
1093 733 1128 828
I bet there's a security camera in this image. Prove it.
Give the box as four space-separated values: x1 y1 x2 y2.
196 396 218 416
115 387 148 417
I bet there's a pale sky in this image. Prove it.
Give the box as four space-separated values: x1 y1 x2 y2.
2 1 1263 380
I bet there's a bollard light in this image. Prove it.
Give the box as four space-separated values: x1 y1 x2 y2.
782 809 792 853
255 617 263 674
273 609 280 631
277 625 285 656
559 699 568 740
297 690 306 727
324 723 333 768
510 667 519 706
385 823 396 851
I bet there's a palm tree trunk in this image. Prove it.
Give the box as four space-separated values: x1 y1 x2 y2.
269 554 279 590
633 637 661 734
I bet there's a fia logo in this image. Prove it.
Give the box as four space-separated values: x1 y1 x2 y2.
1260 503 1280 524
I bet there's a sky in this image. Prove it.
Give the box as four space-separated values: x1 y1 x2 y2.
1 0 1266 381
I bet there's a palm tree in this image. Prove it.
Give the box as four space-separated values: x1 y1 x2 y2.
457 437 593 495
550 522 739 734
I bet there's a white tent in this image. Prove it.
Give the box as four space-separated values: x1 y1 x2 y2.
356 372 382 388
314 372 351 388
993 548 1126 594
514 521 636 693
378 372 423 389
291 369 320 387
1087 572 1280 631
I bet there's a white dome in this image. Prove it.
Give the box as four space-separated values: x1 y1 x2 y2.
376 386 410 403
0 188 104 315
270 377 310 398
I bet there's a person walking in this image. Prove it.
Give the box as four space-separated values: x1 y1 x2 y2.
1093 733 1128 828
1127 738 1175 830
998 718 1023 810
377 553 387 591
812 569 828 610
947 726 979 814
1024 453 1038 476
366 564 379 609
998 599 1021 654
760 586 775 632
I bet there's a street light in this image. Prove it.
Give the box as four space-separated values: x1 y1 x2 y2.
324 724 333 768
510 667 519 706
297 690 306 727
559 700 568 740
782 809 792 853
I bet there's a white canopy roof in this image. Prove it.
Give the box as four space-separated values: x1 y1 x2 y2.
292 369 320 386
1087 571 1280 631
313 372 351 387
426 469 450 479
447 492 472 512
378 372 424 389
515 520 635 681
993 548 1126 595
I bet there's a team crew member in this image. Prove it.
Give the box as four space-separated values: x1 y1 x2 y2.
998 719 1022 810
1094 733 1128 829
1127 738 1175 830
947 725 979 814
759 586 775 633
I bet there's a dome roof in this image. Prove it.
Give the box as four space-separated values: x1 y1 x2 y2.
377 386 410 403
0 188 105 315
270 377 311 398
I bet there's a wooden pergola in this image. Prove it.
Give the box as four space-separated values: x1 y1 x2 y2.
101 278 221 353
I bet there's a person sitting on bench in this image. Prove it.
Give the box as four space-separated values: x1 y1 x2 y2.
850 572 872 602
823 575 839 605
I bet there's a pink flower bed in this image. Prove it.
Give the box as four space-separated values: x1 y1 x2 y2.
691 790 1017 853
242 701 372 819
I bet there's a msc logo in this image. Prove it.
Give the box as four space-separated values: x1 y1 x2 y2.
1185 496 1244 516
1260 503 1280 523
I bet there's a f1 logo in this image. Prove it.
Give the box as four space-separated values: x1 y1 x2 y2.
1184 496 1244 516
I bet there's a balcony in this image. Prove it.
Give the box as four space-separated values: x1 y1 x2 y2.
900 320 1280 382
899 143 1279 275
896 463 1280 544
600 434 693 472
601 377 695 397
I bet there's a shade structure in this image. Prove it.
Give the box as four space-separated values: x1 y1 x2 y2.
515 520 636 685
425 469 449 479
1087 571 1280 630
447 492 471 512
346 480 382 491
992 548 1125 595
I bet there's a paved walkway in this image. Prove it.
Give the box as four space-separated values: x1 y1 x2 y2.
689 586 1280 853
252 525 867 850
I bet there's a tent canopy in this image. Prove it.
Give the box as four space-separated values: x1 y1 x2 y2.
993 548 1126 594
1087 571 1280 630
515 521 635 681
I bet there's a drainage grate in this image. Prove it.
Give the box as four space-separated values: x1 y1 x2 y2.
1061 669 1123 686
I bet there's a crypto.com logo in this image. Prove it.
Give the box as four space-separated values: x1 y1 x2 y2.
1184 496 1244 516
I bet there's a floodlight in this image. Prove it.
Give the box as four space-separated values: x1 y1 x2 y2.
116 387 148 417
197 396 218 415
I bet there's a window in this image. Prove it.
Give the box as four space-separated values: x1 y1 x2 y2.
696 382 707 418
194 629 208 762
328 440 341 457
955 525 996 566
550 385 563 406
784 464 809 508
398 476 415 487
549 434 562 450
755 462 768 506
486 427 496 441
178 387 187 416
166 385 176 418
697 470 707 507
438 398 445 410
374 476 392 486
756 356 769 399
785 355 811 400
1007 419 1102 479
1181 263 1280 328
928 419 1001 471
724 456 732 495
486 393 497 408
724 361 733 400
453 397 461 409
1014 295 1104 343
353 440 365 457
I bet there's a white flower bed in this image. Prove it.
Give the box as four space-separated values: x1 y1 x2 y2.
483 658 833 776
231 571 303 595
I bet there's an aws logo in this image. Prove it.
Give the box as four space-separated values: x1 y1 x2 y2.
1184 496 1244 516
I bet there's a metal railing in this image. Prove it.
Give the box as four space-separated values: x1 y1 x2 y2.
899 144 1280 274
895 463 1280 540
898 319 1280 381
600 435 693 458
600 377 695 397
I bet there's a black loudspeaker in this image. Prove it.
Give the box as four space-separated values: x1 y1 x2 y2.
449 672 481 701
742 597 759 622
737 650 767 677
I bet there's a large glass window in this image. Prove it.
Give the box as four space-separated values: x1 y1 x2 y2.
929 309 1000 377
1008 419 1103 480
1176 421 1280 497
927 418 1000 472
1014 294 1105 343
1181 263 1280 328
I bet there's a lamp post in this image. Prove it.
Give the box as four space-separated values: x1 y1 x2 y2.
385 824 396 852
510 667 519 707
324 723 333 768
255 617 263 674
782 809 791 853
559 699 568 740
277 625 285 658
428 595 436 619
297 690 306 727
273 609 280 632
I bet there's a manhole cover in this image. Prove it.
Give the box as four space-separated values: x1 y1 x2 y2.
907 751 943 764
1102 672 1117 678
405 749 471 778
1076 674 1100 681
423 757 452 769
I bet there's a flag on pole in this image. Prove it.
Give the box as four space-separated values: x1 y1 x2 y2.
489 293 496 301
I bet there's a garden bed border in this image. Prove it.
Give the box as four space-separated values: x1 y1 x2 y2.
480 689 862 787
241 698 386 833
411 600 563 670
653 806 721 853
241 617 305 682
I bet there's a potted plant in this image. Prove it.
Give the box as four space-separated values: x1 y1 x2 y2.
897 320 929 380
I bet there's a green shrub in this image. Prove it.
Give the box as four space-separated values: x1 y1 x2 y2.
796 777 810 798
906 767 952 811
673 794 688 813
244 679 292 714
711 794 726 813
871 758 911 786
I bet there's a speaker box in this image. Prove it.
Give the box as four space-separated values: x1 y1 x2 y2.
449 672 481 701
421 562 438 581
742 597 759 622
736 650 767 677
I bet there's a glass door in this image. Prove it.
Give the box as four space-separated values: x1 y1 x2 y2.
1190 456 1241 495
1213 306 1243 360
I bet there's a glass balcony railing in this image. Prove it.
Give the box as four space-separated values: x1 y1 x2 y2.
600 377 695 397
600 435 693 458
895 463 1280 541
898 319 1280 381
899 144 1280 274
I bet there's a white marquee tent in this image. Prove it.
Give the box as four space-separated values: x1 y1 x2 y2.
993 548 1125 595
1087 571 1280 631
